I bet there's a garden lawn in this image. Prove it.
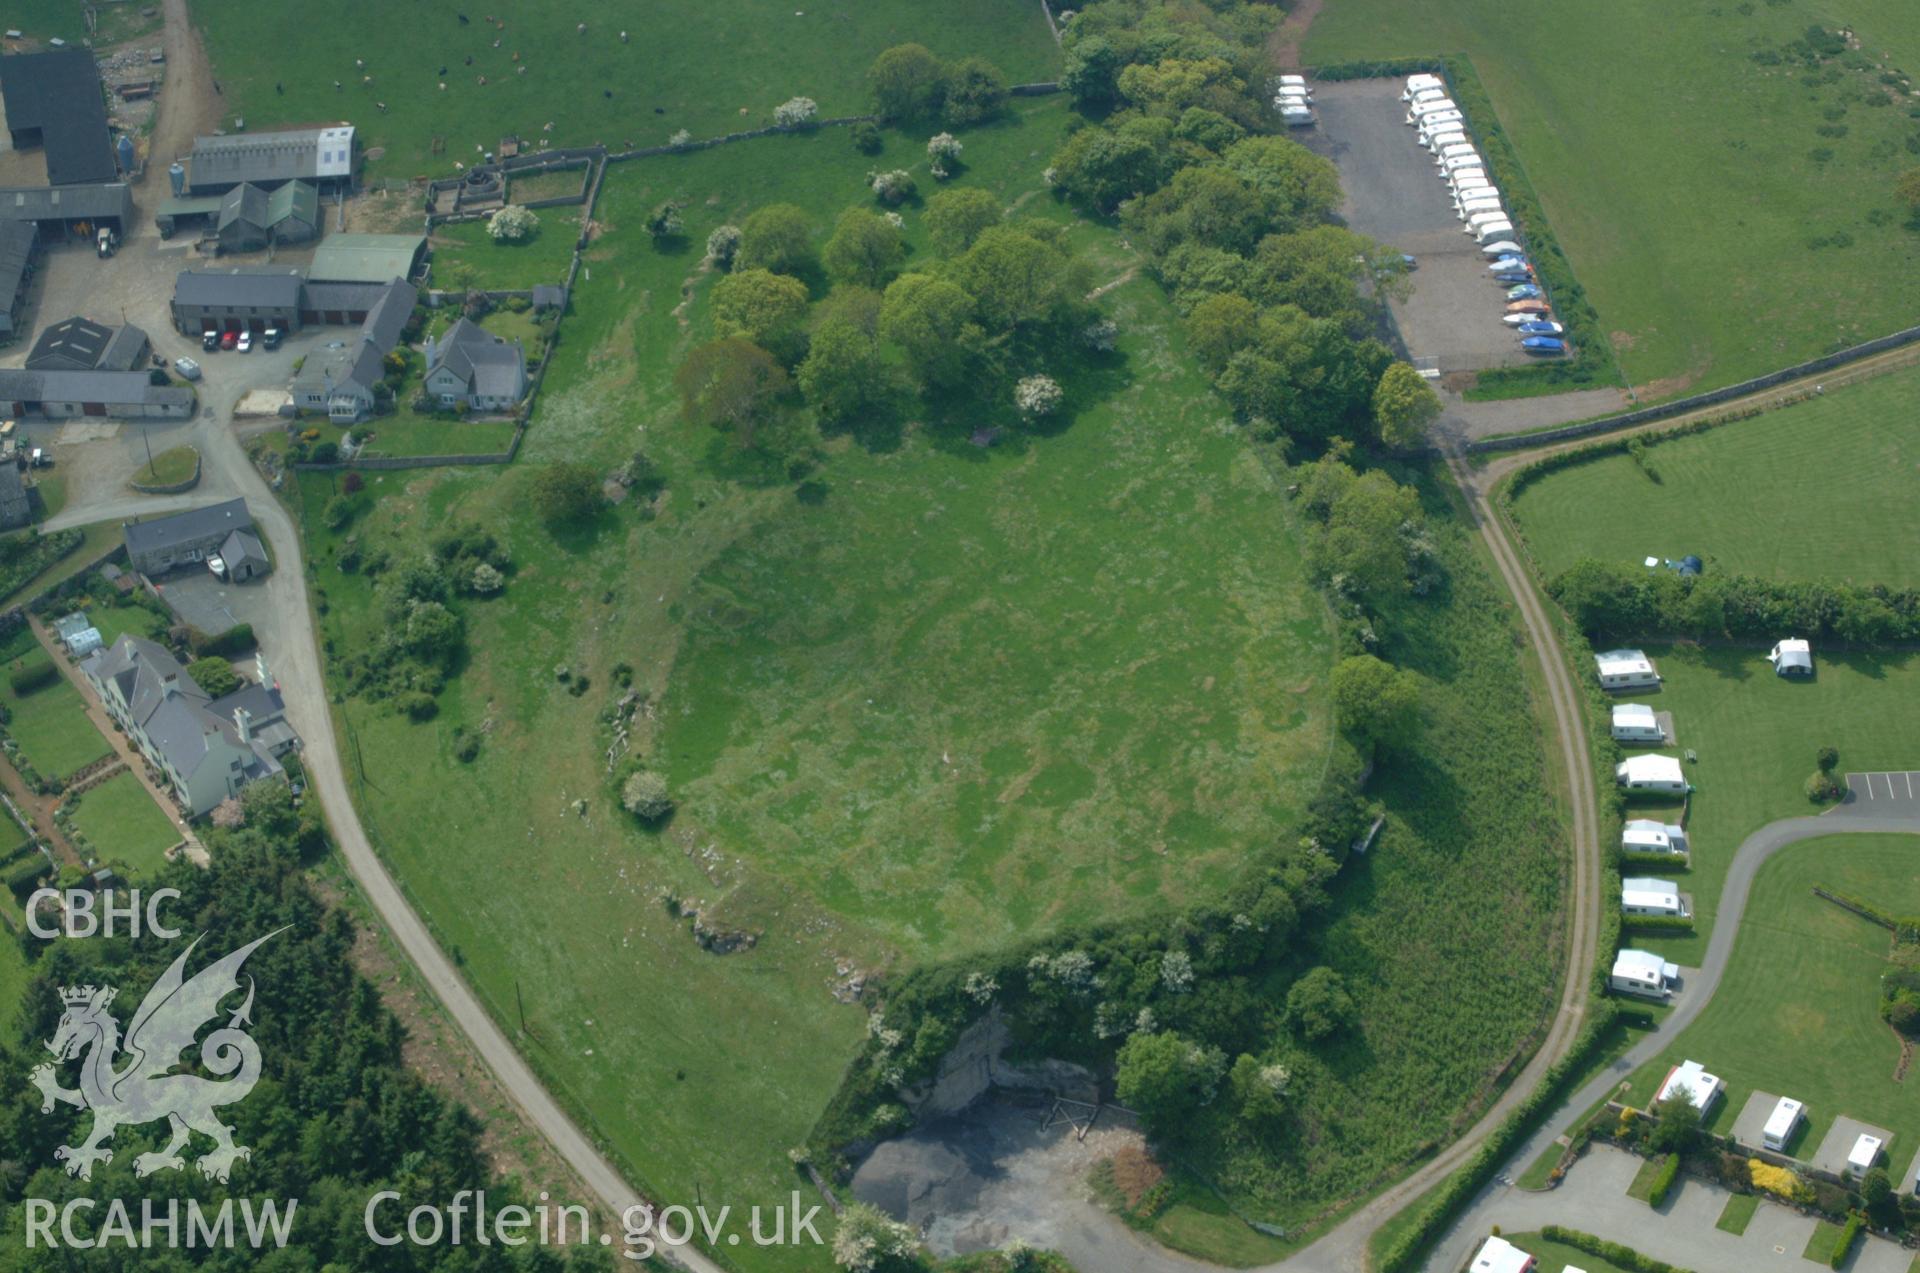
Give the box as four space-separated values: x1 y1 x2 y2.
1601 643 1920 966
188 0 1057 183
1620 834 1920 1161
1305 0 1920 397
1717 1191 1761 1236
0 644 111 782
65 771 180 880
86 602 168 652
430 217 579 292
1509 367 1920 588
354 414 519 460
1507 1231 1641 1273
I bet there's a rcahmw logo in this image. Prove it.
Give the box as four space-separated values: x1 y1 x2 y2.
23 928 299 1251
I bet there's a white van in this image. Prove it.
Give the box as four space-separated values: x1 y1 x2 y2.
1280 106 1314 128
1474 219 1517 245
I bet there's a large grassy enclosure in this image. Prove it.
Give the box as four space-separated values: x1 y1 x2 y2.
1510 368 1920 589
189 0 1058 181
1306 0 1920 398
65 770 181 881
283 79 1567 1267
0 631 112 783
1599 643 1920 967
1619 835 1920 1159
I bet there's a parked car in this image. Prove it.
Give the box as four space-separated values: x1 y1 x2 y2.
173 356 202 381
1506 298 1551 315
236 330 253 354
1503 310 1551 326
1481 240 1524 258
1506 284 1545 300
1400 253 1418 270
1493 272 1532 286
203 330 221 352
1488 255 1529 271
1521 335 1567 355
219 330 238 351
262 326 283 351
1517 320 1565 336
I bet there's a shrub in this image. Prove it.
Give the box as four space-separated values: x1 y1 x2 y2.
397 691 438 721
1816 745 1839 772
1805 770 1843 803
646 201 685 240
927 132 963 179
185 657 240 698
530 463 604 526
622 769 674 821
871 169 917 206
487 205 539 242
309 442 340 465
1014 374 1063 420
192 623 255 658
669 128 693 150
774 96 818 128
451 727 481 763
8 662 58 696
1647 1152 1680 1207
1539 1226 1695 1273
1750 1158 1815 1204
342 471 364 495
1829 1213 1862 1269
6 857 45 897
322 494 353 530
705 224 742 270
850 121 882 154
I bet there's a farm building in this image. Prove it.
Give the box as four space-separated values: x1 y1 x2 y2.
0 184 136 241
1609 948 1677 999
26 316 150 373
122 498 256 576
0 220 36 343
298 279 398 326
0 461 30 531
1762 1097 1805 1151
307 232 427 285
1622 819 1688 856
213 181 319 252
1468 1235 1535 1273
185 126 356 196
1595 648 1660 690
0 50 117 186
1768 638 1813 678
1610 703 1665 743
1847 1134 1883 1179
1616 753 1688 795
1656 1058 1724 1115
213 529 269 583
79 635 299 817
290 279 416 423
1622 876 1688 918
0 369 194 420
423 316 528 413
169 266 304 335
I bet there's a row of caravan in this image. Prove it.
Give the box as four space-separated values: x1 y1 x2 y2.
1272 75 1313 128
1402 73 1517 249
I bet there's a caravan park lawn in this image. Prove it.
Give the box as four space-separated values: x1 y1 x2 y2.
1305 0 1920 397
1608 644 1920 967
1509 366 1920 589
0 635 112 783
1619 834 1920 1156
65 771 180 880
189 0 1057 181
285 93 1562 1264
1507 1232 1640 1273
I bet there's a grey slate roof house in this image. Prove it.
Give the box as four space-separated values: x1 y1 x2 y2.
185 126 356 196
123 498 258 577
0 183 135 238
214 181 319 253
0 220 35 343
169 266 305 335
215 530 269 582
290 278 416 423
79 636 299 817
0 462 30 531
0 369 194 420
0 50 117 186
26 317 150 372
423 317 527 414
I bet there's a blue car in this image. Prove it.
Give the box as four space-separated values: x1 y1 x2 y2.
1521 335 1566 355
1493 272 1531 285
1488 255 1528 271
1517 320 1565 336
1506 284 1544 301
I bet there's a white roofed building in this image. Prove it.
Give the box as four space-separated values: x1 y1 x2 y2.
1611 703 1665 742
1769 638 1813 678
1596 648 1660 689
1656 1058 1724 1116
1623 877 1688 917
1622 819 1688 855
1848 1134 1883 1178
1469 1234 1536 1273
1617 754 1688 794
1610 948 1678 999
1762 1097 1804 1151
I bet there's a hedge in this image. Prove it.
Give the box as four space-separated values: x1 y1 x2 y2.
7 661 59 696
1620 851 1690 873
1621 914 1695 934
1647 1152 1680 1207
1549 557 1920 648
1813 886 1920 943
1374 1001 1623 1272
190 623 256 659
1829 1213 1862 1269
6 857 45 897
1313 55 1624 396
1540 1226 1697 1273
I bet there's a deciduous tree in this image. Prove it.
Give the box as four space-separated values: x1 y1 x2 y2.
868 43 947 122
1331 654 1421 750
822 209 906 289
676 337 792 449
734 203 814 275
879 273 984 390
1372 361 1443 450
798 319 892 426
710 268 811 362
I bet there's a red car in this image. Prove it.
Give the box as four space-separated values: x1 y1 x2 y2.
219 329 239 350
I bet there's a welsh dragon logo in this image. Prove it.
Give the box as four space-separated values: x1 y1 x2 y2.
29 930 283 1183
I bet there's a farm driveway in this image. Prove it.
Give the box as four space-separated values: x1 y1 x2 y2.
1305 79 1534 376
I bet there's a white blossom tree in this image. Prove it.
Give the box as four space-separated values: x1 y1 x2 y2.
706 224 742 269
870 169 916 206
1160 949 1194 994
831 1203 918 1272
927 132 963 179
774 96 819 128
669 128 693 149
1015 374 1063 420
487 204 539 242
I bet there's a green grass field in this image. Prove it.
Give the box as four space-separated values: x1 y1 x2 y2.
131 447 200 489
85 601 168 652
1306 0 1920 398
1603 644 1920 966
190 0 1058 182
0 644 112 783
1510 369 1920 588
287 92 1565 1262
1716 1191 1761 1236
66 771 181 880
1620 834 1920 1160
431 217 580 291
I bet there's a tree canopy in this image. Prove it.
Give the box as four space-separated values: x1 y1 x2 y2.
734 203 814 275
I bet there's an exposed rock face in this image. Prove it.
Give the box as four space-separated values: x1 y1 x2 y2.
689 912 757 954
901 1007 1098 1116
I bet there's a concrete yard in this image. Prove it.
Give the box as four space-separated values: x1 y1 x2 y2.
1808 1115 1895 1181
1729 1090 1809 1160
1304 78 1534 377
